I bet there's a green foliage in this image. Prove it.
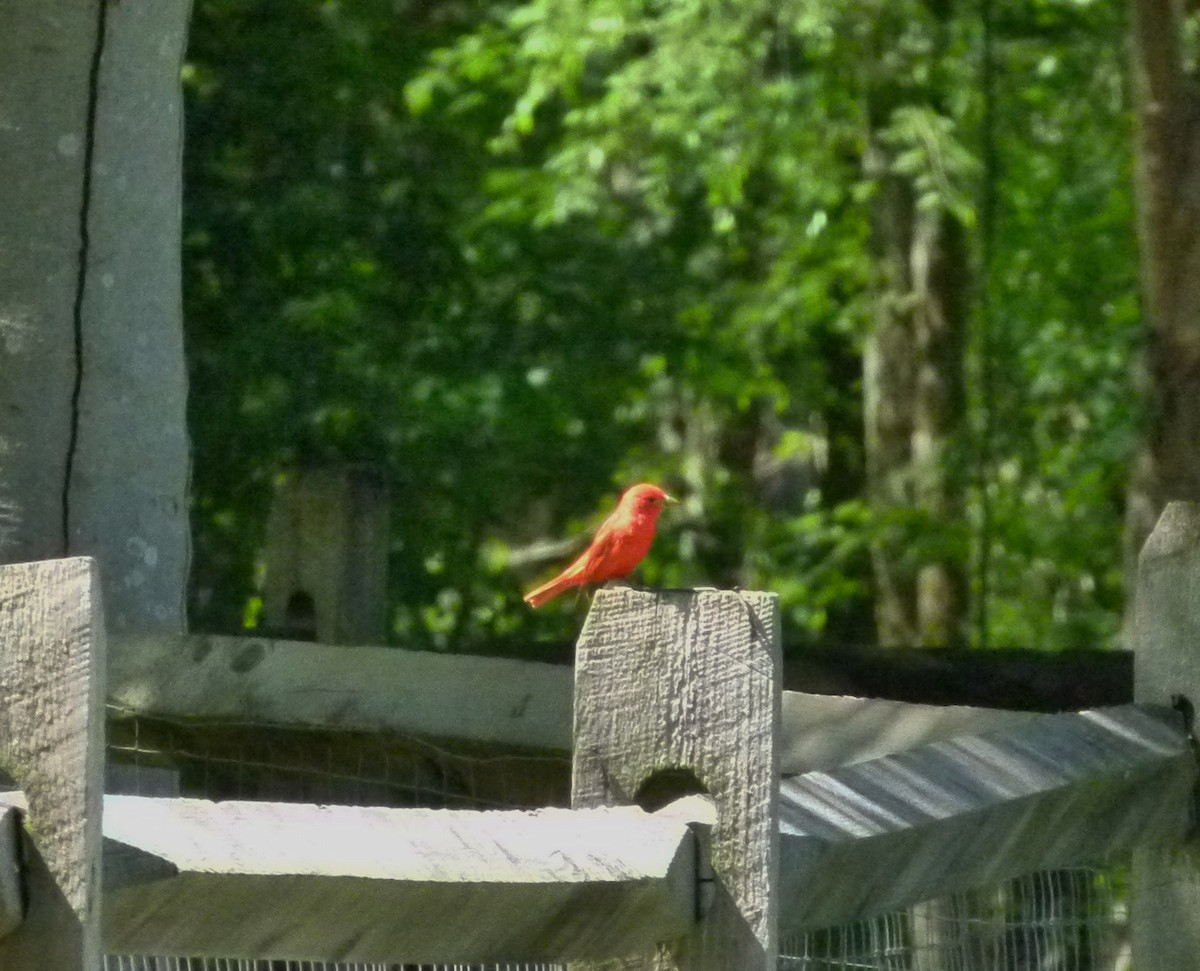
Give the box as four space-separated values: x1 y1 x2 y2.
184 0 1140 652
974 0 1137 647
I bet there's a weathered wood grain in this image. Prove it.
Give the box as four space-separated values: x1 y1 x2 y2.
0 558 106 968
101 796 695 963
572 587 782 970
1131 502 1200 971
778 702 1192 933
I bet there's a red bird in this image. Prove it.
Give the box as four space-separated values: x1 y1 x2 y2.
524 483 676 608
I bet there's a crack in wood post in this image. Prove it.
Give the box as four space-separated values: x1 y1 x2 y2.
62 0 111 555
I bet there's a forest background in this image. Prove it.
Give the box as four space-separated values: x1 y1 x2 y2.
183 0 1184 657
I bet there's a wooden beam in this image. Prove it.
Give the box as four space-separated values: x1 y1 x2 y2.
110 633 1041 769
780 692 1037 774
777 703 1193 934
101 795 695 963
110 633 575 751
572 588 782 971
0 558 106 969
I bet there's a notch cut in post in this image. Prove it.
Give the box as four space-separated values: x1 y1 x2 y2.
572 587 781 970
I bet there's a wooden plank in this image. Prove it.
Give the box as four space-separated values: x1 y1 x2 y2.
100 796 695 963
0 558 106 969
110 633 1042 767
110 633 575 752
1131 502 1200 971
780 692 1038 774
573 587 782 970
777 703 1193 933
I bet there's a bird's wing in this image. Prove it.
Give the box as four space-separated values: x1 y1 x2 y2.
576 509 644 582
563 523 619 580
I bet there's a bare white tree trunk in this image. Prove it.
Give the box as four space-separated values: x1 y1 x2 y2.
0 0 192 634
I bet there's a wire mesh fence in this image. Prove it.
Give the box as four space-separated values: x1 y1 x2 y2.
102 962 563 971
780 867 1129 970
102 709 1131 971
105 706 571 809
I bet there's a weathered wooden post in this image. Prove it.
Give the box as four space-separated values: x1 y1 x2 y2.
1132 502 1200 970
0 558 106 970
0 0 192 635
572 587 781 969
261 466 390 644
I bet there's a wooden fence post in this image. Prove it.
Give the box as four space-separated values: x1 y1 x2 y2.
0 0 192 635
70 0 193 635
1132 502 1200 970
0 558 106 970
261 466 390 644
572 587 781 969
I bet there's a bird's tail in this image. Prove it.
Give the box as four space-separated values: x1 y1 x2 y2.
523 573 580 609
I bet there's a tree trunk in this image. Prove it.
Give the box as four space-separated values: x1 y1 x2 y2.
864 155 920 646
1125 0 1200 637
864 143 970 648
0 0 192 633
912 208 969 646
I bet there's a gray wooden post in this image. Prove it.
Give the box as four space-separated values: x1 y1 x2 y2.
261 466 390 644
0 0 192 635
0 558 106 969
1132 501 1200 970
70 0 193 635
572 588 781 969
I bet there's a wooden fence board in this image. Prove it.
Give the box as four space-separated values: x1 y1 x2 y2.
777 703 1193 933
101 796 695 963
110 634 575 751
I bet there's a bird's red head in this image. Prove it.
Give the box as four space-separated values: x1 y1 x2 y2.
621 483 677 517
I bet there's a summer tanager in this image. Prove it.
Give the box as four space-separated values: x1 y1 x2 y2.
523 483 676 608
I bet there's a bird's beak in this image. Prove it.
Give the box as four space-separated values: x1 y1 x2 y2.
663 493 678 505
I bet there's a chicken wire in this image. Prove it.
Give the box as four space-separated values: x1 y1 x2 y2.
780 867 1129 971
102 961 561 971
102 710 1130 971
104 706 571 809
